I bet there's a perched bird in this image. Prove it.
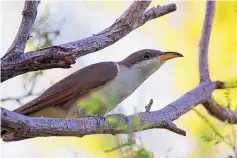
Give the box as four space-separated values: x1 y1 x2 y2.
2 49 183 141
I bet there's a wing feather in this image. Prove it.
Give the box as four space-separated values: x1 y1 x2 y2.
14 62 118 115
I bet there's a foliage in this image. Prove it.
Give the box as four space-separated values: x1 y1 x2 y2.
224 76 237 89
134 147 154 158
192 86 237 157
27 6 61 50
225 88 231 110
105 137 153 158
104 108 154 158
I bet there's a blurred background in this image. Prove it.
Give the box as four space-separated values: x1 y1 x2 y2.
1 0 237 158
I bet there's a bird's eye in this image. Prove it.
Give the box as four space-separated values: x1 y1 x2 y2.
143 52 151 59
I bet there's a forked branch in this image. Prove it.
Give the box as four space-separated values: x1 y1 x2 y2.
198 1 237 123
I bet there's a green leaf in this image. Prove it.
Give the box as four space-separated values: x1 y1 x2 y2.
132 113 141 131
223 76 237 88
201 134 214 142
192 107 225 141
134 147 154 158
141 122 152 130
224 89 231 110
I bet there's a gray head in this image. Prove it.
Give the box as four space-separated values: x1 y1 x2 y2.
119 49 183 81
120 49 183 67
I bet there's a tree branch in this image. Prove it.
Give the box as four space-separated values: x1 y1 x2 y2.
1 1 176 82
202 99 237 124
197 1 237 123
133 3 176 29
198 1 237 124
2 0 40 59
1 81 221 142
199 1 215 83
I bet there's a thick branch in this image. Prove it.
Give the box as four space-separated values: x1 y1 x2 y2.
1 81 221 141
197 1 237 125
197 1 237 123
199 1 215 83
202 99 237 124
2 0 40 59
1 2 176 82
1 47 77 82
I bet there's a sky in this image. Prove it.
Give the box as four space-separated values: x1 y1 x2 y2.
1 1 236 158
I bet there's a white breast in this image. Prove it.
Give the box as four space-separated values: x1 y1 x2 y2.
67 60 162 117
104 63 141 103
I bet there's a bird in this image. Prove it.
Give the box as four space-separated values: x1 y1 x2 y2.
2 49 183 141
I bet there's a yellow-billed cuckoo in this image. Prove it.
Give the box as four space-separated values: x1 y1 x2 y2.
2 49 182 141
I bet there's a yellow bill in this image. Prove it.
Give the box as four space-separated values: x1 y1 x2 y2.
158 52 183 61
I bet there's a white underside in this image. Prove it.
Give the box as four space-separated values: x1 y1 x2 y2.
66 59 163 117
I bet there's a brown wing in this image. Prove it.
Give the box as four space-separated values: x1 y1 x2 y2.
14 62 118 115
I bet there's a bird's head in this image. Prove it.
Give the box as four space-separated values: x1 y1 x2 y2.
120 49 183 80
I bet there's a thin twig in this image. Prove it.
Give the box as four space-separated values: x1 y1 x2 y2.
231 126 237 157
145 99 153 112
